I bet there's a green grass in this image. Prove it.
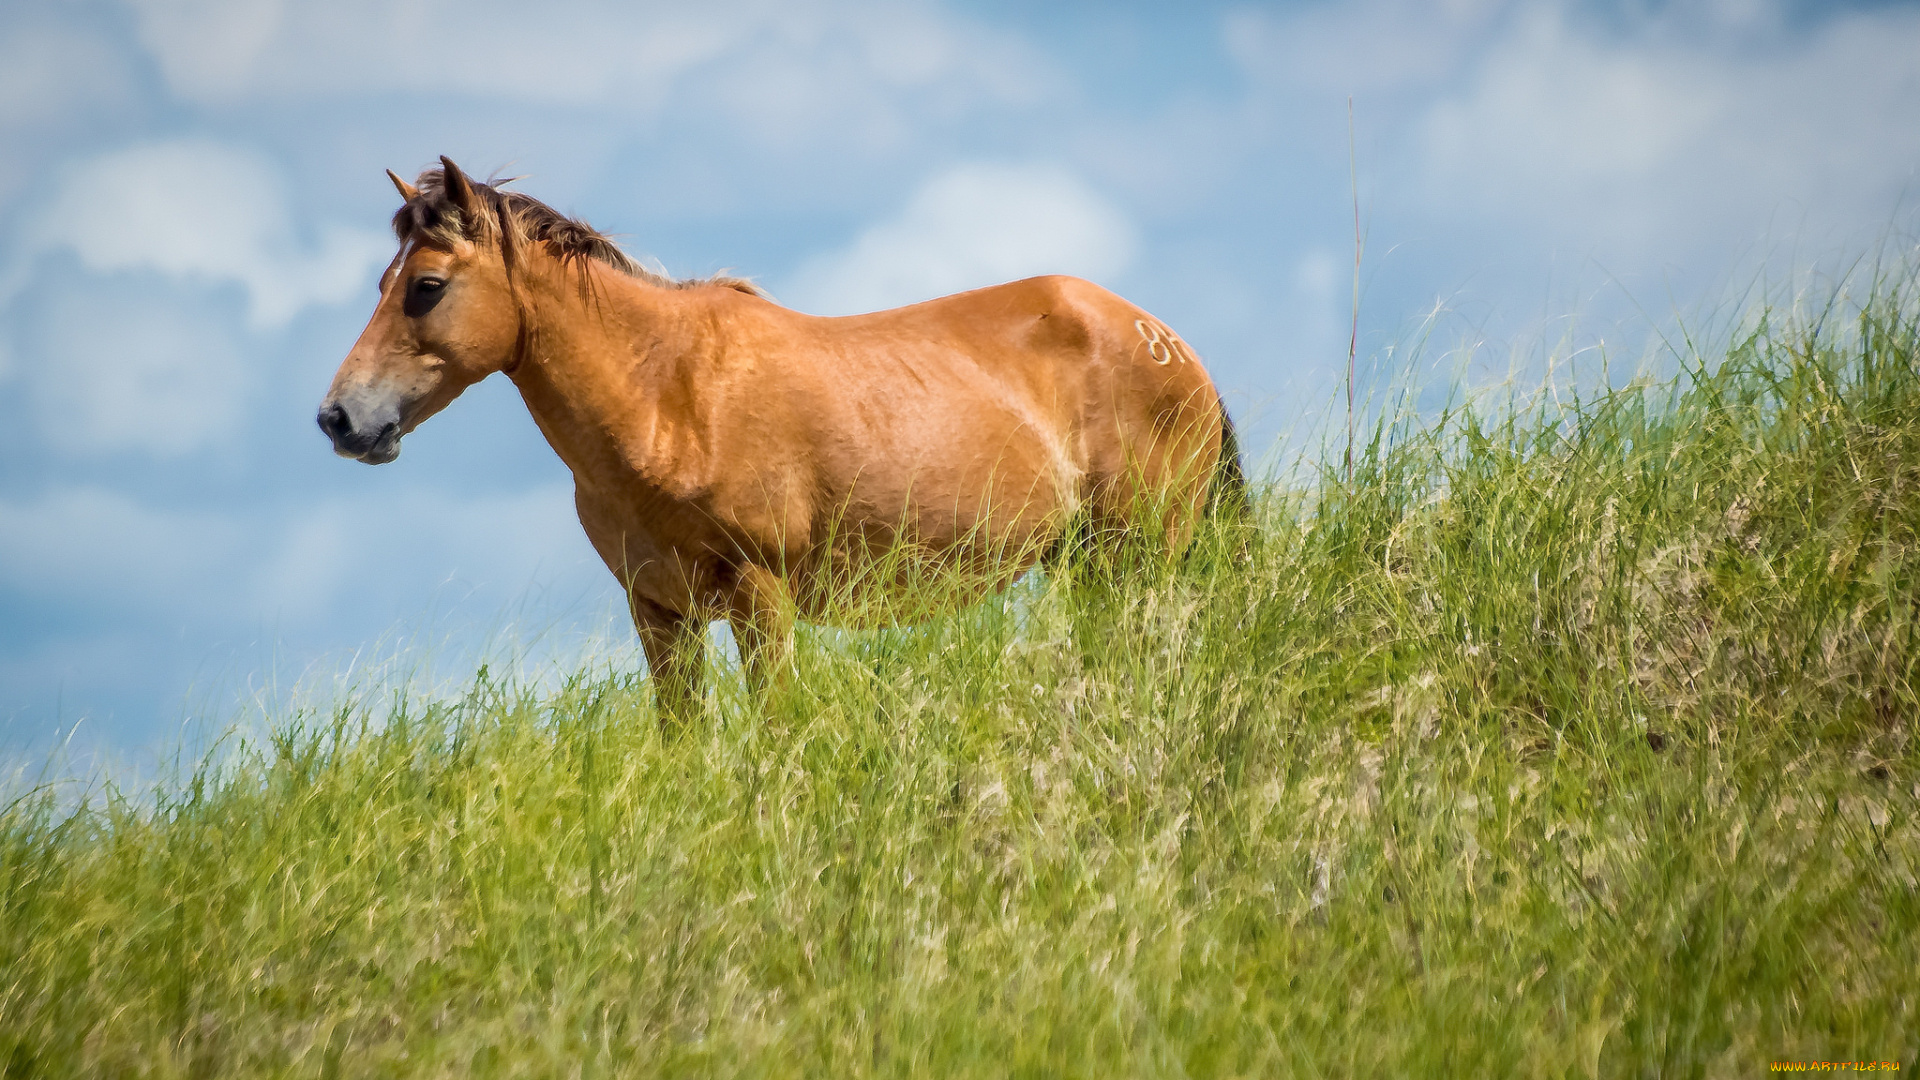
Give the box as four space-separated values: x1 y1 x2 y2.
5 274 1918 1077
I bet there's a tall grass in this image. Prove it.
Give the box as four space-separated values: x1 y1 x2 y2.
3 273 1917 1077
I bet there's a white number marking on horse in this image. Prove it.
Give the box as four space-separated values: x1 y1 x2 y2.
1134 319 1192 366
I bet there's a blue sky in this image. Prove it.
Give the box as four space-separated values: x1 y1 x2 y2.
3 0 1917 764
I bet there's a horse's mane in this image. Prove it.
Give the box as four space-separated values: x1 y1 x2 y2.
393 167 764 297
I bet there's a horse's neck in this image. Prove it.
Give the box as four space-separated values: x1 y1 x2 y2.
507 261 704 489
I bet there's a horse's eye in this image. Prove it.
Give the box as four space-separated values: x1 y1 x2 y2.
404 276 447 318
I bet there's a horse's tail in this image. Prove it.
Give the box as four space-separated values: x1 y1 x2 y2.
1206 397 1250 522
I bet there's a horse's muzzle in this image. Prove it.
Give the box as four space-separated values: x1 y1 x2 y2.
318 401 400 464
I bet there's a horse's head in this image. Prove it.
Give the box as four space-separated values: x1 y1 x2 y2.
319 157 522 464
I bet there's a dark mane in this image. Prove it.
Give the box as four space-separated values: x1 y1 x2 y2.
393 167 764 296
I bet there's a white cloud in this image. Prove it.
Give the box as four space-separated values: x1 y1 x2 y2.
28 286 249 457
1279 249 1350 384
1417 8 1728 245
1418 3 1920 255
1222 0 1500 97
124 0 729 107
0 21 135 128
698 5 1051 151
254 484 597 622
0 487 250 611
121 0 1047 124
786 163 1139 315
0 17 139 211
0 482 597 625
108 0 1057 193
24 138 390 329
1228 0 1920 267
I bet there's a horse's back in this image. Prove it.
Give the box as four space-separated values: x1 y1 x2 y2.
808 272 1219 435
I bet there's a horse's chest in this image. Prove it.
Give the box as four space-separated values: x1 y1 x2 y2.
573 485 741 607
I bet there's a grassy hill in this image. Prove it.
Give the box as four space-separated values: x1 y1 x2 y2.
4 275 1917 1077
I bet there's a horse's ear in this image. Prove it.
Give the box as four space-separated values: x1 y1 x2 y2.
386 169 419 202
440 156 482 224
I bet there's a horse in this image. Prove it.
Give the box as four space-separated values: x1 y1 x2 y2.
319 157 1244 720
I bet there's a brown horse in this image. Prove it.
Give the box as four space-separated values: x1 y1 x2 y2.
320 157 1242 718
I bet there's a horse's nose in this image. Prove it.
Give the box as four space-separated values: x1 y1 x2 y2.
317 402 350 444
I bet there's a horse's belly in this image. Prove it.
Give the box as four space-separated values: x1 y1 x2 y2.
788 538 1043 626
787 448 1073 623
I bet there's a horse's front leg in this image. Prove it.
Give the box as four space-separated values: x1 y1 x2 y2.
726 564 796 699
630 594 706 726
